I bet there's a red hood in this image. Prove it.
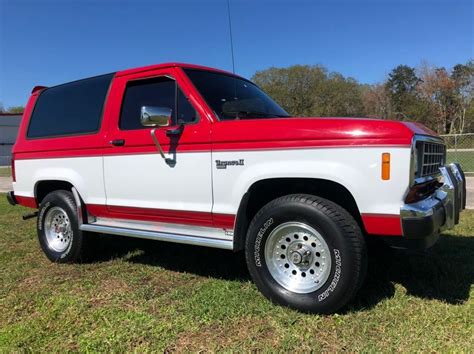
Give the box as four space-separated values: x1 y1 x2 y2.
212 117 438 149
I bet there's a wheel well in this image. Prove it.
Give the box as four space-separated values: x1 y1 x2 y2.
35 180 74 204
233 178 364 251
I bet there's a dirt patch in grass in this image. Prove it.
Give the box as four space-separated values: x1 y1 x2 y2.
88 277 132 307
168 316 281 352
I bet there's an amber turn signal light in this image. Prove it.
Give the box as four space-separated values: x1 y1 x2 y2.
382 153 390 180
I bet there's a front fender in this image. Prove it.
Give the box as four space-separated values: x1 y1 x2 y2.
212 147 411 216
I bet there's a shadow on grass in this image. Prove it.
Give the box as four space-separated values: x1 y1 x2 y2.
90 234 249 281
88 232 474 311
352 234 474 311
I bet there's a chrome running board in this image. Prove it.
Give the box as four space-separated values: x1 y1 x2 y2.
80 221 233 250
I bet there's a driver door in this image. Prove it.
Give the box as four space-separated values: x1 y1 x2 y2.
102 68 213 226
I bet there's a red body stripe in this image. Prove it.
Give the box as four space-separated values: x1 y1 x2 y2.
212 213 236 230
15 196 38 208
13 141 411 160
361 213 402 236
87 204 235 229
16 194 400 237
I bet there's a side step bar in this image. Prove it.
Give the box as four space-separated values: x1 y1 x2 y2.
72 187 233 250
80 224 234 250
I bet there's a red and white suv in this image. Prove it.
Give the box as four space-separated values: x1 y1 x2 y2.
7 63 466 313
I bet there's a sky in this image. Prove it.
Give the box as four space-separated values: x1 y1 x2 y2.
0 0 472 107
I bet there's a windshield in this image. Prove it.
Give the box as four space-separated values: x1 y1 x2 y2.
184 69 289 120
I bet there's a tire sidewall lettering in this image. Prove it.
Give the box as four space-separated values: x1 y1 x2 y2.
37 201 51 231
254 217 273 267
318 248 342 302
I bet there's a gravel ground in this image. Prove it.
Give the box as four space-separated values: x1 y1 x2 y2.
0 177 12 193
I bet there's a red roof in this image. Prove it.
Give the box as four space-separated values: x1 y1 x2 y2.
116 62 240 78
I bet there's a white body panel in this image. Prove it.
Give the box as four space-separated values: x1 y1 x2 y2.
13 146 411 219
13 157 105 205
212 147 411 216
103 152 212 212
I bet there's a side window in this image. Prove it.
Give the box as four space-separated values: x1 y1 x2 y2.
120 77 199 130
177 89 198 124
27 73 113 138
120 77 175 130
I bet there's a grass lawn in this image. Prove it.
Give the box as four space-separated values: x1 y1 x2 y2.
0 194 472 351
447 150 474 174
0 167 11 178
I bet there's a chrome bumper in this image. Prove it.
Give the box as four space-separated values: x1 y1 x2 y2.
400 163 466 248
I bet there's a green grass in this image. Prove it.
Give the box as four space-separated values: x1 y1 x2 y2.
0 167 11 177
447 150 474 174
0 195 473 351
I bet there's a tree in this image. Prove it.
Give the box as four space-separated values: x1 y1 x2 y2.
0 103 24 114
251 60 474 134
362 83 392 119
7 106 24 114
385 65 424 121
418 61 474 133
451 61 474 133
252 65 365 117
252 65 326 116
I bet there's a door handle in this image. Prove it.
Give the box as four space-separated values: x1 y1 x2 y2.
110 139 125 146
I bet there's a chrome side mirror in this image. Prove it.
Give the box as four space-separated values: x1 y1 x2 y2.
140 106 172 127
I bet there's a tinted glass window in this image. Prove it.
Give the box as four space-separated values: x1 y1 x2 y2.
120 77 176 130
177 88 198 124
27 73 113 138
184 69 289 120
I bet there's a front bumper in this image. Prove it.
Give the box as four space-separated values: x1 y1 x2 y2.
398 163 466 249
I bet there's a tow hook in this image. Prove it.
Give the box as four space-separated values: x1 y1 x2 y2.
22 211 38 221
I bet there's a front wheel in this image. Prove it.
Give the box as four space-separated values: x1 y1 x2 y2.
245 194 367 314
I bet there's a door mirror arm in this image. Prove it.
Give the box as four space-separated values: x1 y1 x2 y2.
166 123 184 137
141 106 176 164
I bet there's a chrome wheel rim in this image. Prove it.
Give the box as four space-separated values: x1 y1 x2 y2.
264 222 332 294
44 207 72 252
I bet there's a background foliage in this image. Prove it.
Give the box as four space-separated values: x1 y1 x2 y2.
253 60 474 134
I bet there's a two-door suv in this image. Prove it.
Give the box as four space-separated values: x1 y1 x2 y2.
7 63 466 313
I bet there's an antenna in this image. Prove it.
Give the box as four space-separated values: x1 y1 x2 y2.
227 0 236 74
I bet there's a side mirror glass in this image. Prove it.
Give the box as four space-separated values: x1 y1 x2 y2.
140 106 172 127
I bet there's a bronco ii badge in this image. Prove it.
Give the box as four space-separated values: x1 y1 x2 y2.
215 159 245 169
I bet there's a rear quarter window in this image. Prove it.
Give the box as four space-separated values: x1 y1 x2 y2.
27 73 114 138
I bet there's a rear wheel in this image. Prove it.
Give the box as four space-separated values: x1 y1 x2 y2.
37 190 90 263
245 194 367 314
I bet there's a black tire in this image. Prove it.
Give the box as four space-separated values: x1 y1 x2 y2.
245 194 367 314
37 190 90 263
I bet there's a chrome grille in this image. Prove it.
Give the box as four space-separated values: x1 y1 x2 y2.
419 141 446 177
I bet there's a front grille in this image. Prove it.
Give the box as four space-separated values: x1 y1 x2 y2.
418 141 446 177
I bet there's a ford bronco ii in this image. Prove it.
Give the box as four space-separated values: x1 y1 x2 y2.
7 63 466 313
